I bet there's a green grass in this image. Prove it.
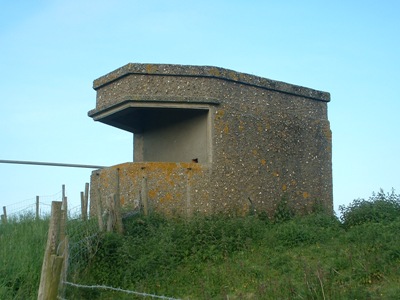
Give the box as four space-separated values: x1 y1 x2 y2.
0 214 48 300
1 190 400 299
68 213 399 299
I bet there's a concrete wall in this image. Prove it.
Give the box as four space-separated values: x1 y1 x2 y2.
91 162 211 217
133 108 210 163
89 63 332 217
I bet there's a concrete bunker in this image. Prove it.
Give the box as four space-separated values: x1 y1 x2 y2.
89 63 333 217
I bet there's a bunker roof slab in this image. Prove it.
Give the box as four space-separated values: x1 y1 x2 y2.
92 63 330 102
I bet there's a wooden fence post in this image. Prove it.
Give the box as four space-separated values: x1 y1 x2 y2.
38 201 66 300
58 236 69 299
80 183 89 221
62 185 65 203
2 206 7 224
80 192 86 221
61 185 67 213
85 182 89 216
59 197 67 255
36 196 40 220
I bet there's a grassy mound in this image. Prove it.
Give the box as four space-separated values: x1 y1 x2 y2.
1 190 399 299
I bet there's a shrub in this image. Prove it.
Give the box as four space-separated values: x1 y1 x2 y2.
339 189 400 228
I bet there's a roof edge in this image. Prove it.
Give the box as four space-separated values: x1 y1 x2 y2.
93 63 330 102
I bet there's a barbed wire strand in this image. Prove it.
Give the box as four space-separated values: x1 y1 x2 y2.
2 190 63 217
63 281 182 300
5 197 36 207
3 189 96 218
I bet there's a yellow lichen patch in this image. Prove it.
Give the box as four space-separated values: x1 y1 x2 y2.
223 124 229 134
260 159 266 165
148 189 157 199
145 64 157 74
303 192 310 199
239 120 245 132
257 125 263 133
144 162 181 186
99 171 111 189
160 193 173 203
97 162 205 214
215 110 225 120
252 149 258 155
209 67 221 77
229 71 239 81
185 166 203 180
273 171 279 177
282 184 287 191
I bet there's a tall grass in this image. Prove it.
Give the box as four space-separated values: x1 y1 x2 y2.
71 216 399 299
0 214 48 300
1 190 400 299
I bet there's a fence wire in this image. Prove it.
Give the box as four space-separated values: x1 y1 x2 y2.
1 190 63 221
63 281 181 300
1 188 182 299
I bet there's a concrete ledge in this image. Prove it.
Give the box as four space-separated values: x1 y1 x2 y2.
88 98 220 119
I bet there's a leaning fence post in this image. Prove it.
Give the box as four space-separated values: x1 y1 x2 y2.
2 206 7 224
38 201 65 300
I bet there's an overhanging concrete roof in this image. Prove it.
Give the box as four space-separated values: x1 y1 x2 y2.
89 102 210 133
89 63 331 133
92 63 330 102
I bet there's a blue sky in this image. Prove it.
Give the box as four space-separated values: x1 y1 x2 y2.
1 0 399 215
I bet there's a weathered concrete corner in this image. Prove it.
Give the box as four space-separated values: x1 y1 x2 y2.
89 63 333 217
